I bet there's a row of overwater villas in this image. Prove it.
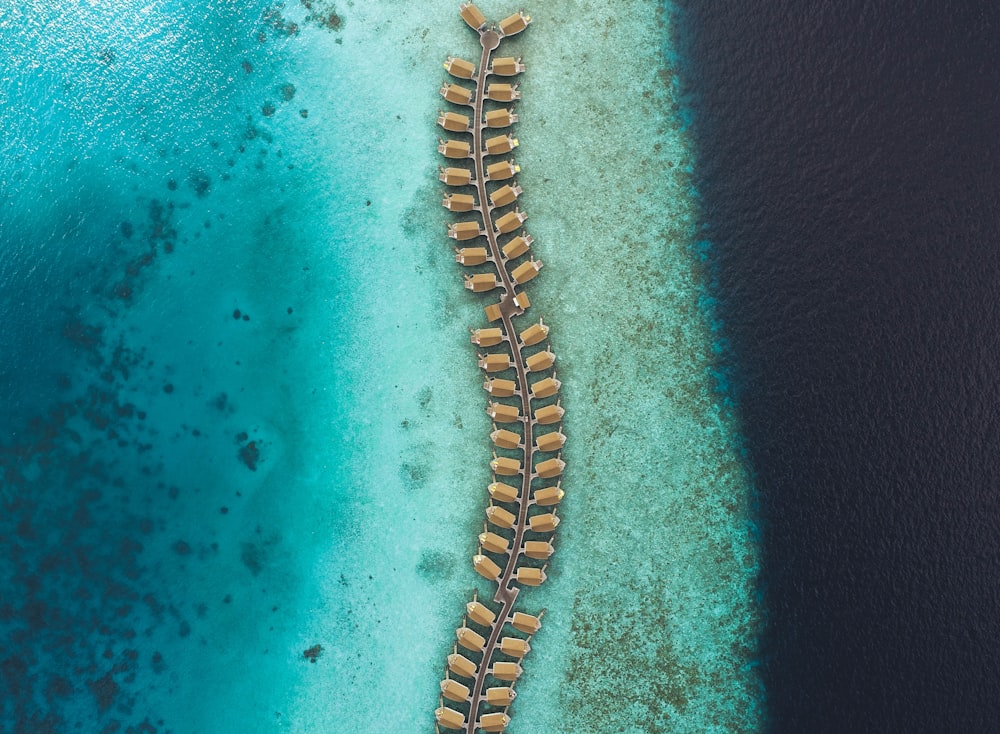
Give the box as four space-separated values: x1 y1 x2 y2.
454 242 541 323
440 80 520 104
437 38 536 319
435 591 542 732
443 55 525 81
437 142 538 297
474 316 563 584
457 3 530 36
471 491 559 585
436 11 539 729
478 317 565 553
439 151 537 290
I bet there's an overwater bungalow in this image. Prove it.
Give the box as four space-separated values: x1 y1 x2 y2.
519 318 548 346
510 611 542 634
455 245 488 264
525 350 555 372
435 706 466 731
500 636 530 657
449 220 483 241
440 675 470 703
486 83 520 102
534 455 565 479
488 480 519 502
464 272 500 292
535 430 565 452
485 133 518 155
473 553 502 580
443 56 475 79
440 166 473 186
479 712 511 733
444 194 476 212
484 108 518 128
495 208 527 234
484 303 503 322
441 82 474 105
490 454 521 476
485 160 519 181
486 503 516 529
479 353 511 372
479 530 510 554
490 428 521 450
511 257 542 284
460 2 486 31
485 686 516 706
456 625 486 652
438 138 472 159
515 565 547 586
471 327 504 346
486 402 519 423
531 484 564 507
530 375 560 399
529 512 559 532
467 594 496 626
502 233 532 259
491 661 523 681
533 401 564 424
490 56 525 76
438 110 471 132
490 183 522 208
483 377 517 396
448 650 478 679
499 10 531 36
523 540 554 559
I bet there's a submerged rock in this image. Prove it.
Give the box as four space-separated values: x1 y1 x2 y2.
87 671 119 712
301 1 344 31
238 440 260 470
187 170 211 198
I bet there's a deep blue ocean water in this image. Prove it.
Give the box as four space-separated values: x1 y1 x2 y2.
677 1 1000 731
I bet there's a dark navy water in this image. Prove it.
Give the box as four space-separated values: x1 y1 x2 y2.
676 1 1000 730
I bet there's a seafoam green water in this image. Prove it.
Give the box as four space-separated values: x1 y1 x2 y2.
1 0 759 731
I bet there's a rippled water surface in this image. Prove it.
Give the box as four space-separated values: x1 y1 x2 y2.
677 1 1000 730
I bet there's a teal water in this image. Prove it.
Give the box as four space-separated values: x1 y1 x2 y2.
0 1 760 732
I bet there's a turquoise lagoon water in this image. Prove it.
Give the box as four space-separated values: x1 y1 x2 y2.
0 1 760 732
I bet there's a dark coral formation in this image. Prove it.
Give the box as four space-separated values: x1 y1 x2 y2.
300 0 344 31
237 438 261 471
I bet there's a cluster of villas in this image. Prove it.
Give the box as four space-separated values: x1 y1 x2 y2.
433 6 566 732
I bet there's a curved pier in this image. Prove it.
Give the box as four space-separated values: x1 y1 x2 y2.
435 6 563 733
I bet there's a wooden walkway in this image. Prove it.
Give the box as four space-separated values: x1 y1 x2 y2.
435 5 564 733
